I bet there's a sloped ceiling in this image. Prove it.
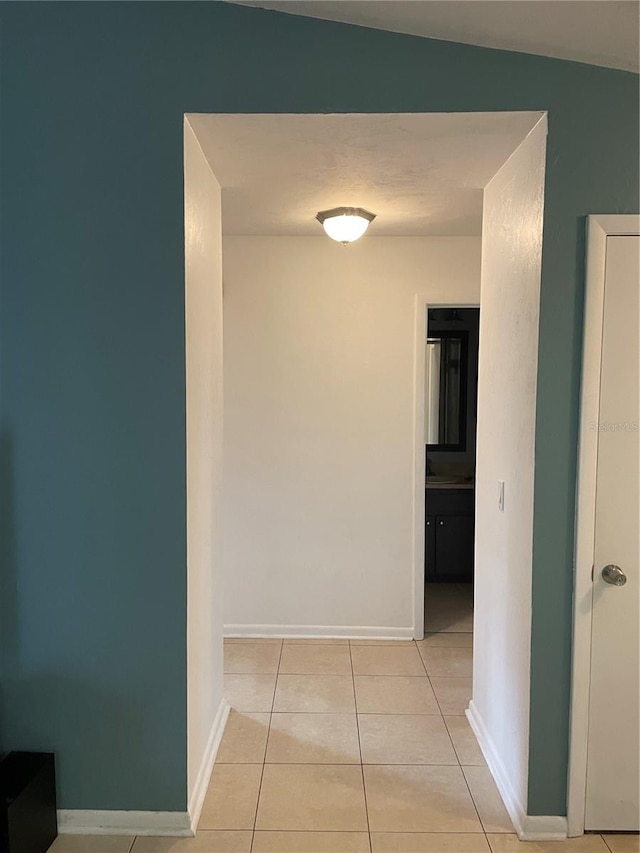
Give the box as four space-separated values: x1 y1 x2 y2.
231 0 639 72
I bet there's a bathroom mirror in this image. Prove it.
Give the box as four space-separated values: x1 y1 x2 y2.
425 330 468 451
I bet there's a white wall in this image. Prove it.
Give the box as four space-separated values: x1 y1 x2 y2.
184 120 225 816
471 116 547 820
223 236 481 635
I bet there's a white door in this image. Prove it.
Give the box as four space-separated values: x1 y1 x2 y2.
585 234 640 830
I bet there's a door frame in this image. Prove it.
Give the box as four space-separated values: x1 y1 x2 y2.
567 214 640 837
412 297 480 639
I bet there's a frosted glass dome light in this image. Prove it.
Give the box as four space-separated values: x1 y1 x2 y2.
316 207 376 245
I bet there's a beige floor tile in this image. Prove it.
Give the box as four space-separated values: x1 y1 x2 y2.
266 713 361 763
224 643 281 674
49 838 133 853
364 764 482 832
216 711 270 763
199 764 262 830
273 674 355 713
350 639 416 646
426 618 474 633
602 836 640 853
371 832 490 852
252 831 370 852
283 638 349 645
463 766 513 833
425 583 462 599
358 714 458 765
444 716 486 765
487 835 611 852
279 644 352 675
430 677 472 715
224 638 282 645
351 645 426 676
131 832 252 852
419 633 474 648
256 764 368 831
425 604 474 634
419 647 473 678
354 675 439 715
225 674 276 712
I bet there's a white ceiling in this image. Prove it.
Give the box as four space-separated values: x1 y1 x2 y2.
188 112 543 236
231 0 639 73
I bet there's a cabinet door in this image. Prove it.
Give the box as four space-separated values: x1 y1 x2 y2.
425 516 436 579
435 515 474 580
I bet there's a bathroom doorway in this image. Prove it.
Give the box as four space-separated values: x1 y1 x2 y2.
424 307 479 640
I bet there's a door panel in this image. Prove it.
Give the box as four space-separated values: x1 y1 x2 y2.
585 236 640 830
425 516 436 579
435 515 474 580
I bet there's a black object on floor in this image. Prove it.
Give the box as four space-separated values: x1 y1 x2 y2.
0 752 57 853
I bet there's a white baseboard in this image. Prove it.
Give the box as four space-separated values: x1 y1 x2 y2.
466 701 568 842
57 700 231 839
224 624 414 640
519 814 570 840
57 809 192 837
188 697 230 833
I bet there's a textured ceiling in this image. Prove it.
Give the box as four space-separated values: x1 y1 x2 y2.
230 0 639 73
188 112 543 237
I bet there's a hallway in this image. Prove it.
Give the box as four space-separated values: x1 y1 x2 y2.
48 584 637 851
210 585 493 852
93 584 632 852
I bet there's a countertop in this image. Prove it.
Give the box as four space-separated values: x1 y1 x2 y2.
425 481 475 490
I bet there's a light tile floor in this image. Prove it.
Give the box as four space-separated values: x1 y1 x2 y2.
49 586 639 853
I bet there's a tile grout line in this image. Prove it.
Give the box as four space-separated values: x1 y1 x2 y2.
426 633 470 767
420 630 492 838
459 749 493 837
225 623 513 847
415 638 444 713
250 639 284 853
427 625 490 837
417 635 462 757
349 641 373 853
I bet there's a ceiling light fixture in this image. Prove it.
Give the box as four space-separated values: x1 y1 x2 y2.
316 207 376 245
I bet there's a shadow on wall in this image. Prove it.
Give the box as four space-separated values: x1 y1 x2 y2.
0 430 18 748
1 675 154 805
0 431 156 807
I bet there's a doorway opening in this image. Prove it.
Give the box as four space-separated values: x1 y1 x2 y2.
424 306 479 642
184 111 549 836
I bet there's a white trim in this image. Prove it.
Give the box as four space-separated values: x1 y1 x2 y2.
467 701 568 841
57 700 231 839
467 701 526 838
225 624 414 639
519 815 569 841
568 214 640 837
188 697 230 833
57 810 192 837
412 294 427 640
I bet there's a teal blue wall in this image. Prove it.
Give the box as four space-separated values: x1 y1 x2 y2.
0 1 637 813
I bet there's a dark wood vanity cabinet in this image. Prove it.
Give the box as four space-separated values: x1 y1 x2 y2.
425 488 475 582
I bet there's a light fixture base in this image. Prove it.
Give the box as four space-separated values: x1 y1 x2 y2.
315 207 376 225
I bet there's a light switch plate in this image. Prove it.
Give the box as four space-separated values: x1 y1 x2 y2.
498 480 505 512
